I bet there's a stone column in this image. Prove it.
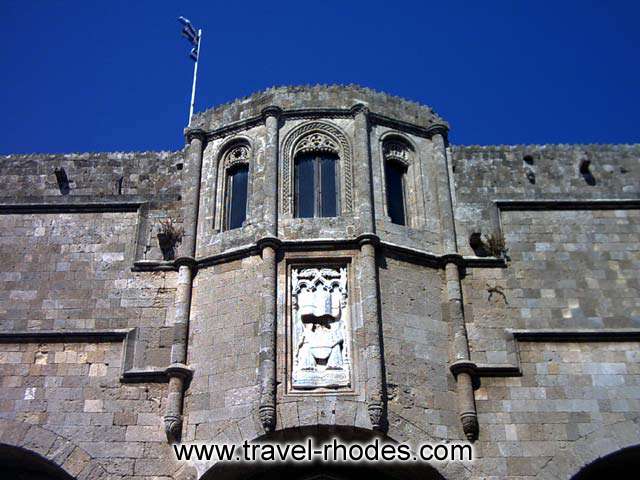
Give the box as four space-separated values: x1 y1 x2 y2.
433 129 479 441
163 128 204 443
257 106 281 432
359 236 385 430
352 104 385 429
352 104 375 233
257 239 279 431
262 106 281 236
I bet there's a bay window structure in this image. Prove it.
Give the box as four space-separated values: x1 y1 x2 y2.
295 152 339 218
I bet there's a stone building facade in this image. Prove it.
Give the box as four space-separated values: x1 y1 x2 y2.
0 85 639 479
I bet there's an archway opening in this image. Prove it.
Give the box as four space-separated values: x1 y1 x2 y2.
200 425 446 480
572 444 640 479
0 444 76 480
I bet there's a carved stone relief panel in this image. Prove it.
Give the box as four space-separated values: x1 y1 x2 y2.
290 266 351 390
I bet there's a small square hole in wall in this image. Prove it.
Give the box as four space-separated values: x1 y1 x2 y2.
176 163 184 171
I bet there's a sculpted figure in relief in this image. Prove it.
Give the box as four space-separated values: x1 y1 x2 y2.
291 267 350 389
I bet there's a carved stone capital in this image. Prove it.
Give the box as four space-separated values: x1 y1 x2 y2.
259 404 276 432
350 103 370 117
426 123 449 141
164 414 183 443
449 360 478 378
368 403 384 430
165 363 194 381
261 105 283 121
173 256 198 270
184 127 207 143
257 236 282 252
460 412 479 442
441 253 465 267
357 233 380 249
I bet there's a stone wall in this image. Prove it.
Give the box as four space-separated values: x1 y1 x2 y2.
475 341 640 478
0 340 180 479
184 256 264 444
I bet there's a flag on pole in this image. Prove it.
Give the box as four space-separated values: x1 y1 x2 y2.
178 16 202 124
178 16 200 61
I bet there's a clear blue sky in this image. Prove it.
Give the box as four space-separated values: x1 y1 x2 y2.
1 1 638 153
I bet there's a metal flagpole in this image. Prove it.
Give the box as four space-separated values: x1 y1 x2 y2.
188 29 202 125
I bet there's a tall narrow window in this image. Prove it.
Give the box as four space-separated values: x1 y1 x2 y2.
385 160 407 226
224 164 248 230
295 152 338 218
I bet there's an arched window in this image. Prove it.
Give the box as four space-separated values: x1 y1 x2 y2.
295 151 338 218
382 140 411 226
282 123 353 217
215 141 251 232
384 159 407 225
224 163 248 230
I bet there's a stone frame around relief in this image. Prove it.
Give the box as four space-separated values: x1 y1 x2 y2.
284 258 356 396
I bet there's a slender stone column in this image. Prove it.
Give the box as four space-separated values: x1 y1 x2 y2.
352 104 375 233
433 130 479 441
257 239 279 431
258 105 281 432
163 129 204 443
359 236 385 430
262 106 281 236
352 104 385 429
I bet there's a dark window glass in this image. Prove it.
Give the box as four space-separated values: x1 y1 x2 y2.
319 155 337 217
296 154 315 218
225 164 248 230
385 160 406 225
295 152 339 218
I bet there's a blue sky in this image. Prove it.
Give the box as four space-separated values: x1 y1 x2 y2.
1 0 638 153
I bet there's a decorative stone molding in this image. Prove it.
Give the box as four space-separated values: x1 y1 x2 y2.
368 403 384 430
290 266 351 390
223 144 250 169
164 414 183 444
294 132 339 157
261 105 283 121
184 127 207 143
350 103 370 117
259 405 276 432
281 121 353 216
382 140 412 167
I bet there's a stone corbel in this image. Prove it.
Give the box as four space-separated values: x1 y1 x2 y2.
163 363 194 443
449 360 479 441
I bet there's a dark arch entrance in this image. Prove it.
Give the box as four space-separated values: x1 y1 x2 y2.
200 426 446 480
0 444 75 480
572 445 640 479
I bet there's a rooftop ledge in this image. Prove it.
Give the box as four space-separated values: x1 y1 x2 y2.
189 84 448 133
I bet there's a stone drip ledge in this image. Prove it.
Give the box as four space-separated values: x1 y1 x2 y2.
487 198 640 242
0 328 171 384
133 237 508 272
474 328 640 378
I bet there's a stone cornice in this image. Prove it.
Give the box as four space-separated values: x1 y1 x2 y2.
495 198 640 211
202 107 447 141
